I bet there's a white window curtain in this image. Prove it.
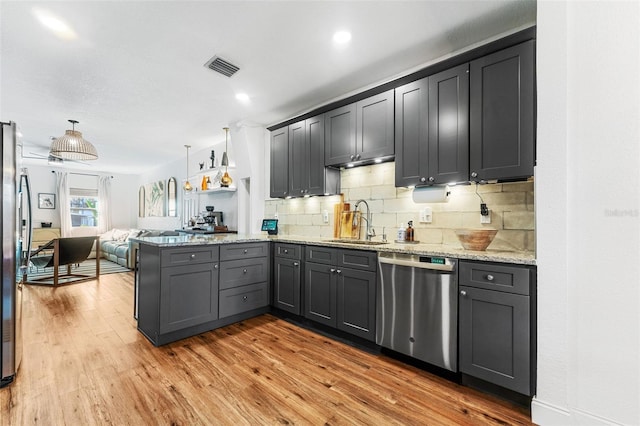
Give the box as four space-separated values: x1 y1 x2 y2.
55 171 71 237
98 176 112 233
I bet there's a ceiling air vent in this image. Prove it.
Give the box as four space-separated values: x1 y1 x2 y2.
204 55 240 77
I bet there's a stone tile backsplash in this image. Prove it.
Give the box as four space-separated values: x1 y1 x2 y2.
265 162 535 252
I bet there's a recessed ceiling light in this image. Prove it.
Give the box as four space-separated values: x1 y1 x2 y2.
333 30 352 45
32 8 77 40
235 93 250 103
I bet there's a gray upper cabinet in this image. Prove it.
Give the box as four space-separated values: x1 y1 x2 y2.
325 90 394 167
270 127 289 198
470 40 535 182
395 78 428 187
324 104 357 166
288 120 306 196
428 64 469 184
395 64 469 187
271 115 339 199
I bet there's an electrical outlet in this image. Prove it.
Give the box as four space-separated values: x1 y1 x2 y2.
419 207 432 223
480 210 491 224
322 210 329 224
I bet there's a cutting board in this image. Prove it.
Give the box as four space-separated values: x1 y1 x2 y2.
338 210 361 239
333 194 350 238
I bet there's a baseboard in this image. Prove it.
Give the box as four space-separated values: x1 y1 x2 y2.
531 399 571 424
532 399 624 425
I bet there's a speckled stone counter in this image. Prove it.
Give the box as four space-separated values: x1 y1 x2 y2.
131 233 536 265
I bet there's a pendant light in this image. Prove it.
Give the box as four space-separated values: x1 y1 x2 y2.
220 127 233 187
50 119 98 160
183 145 193 192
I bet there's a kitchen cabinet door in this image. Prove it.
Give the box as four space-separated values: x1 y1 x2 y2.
288 120 307 197
306 114 339 196
459 285 531 395
159 262 219 334
273 256 302 315
395 78 429 187
336 268 376 341
428 63 469 184
356 89 394 162
325 104 357 166
470 40 535 182
304 262 337 327
270 127 289 198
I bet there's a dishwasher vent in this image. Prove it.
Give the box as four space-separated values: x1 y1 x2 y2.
204 55 240 77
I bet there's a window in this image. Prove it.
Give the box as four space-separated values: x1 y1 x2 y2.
70 188 99 227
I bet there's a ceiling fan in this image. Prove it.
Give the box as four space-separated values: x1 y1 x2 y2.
22 137 90 166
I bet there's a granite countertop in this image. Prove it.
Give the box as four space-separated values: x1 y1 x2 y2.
130 234 536 265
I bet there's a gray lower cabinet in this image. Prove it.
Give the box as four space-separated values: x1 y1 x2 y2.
137 242 270 346
218 242 270 319
458 260 536 396
138 245 220 345
304 246 376 341
273 243 302 315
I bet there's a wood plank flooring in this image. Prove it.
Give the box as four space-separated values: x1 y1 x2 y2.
1 272 533 425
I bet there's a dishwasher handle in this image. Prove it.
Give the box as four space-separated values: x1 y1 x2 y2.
378 255 455 272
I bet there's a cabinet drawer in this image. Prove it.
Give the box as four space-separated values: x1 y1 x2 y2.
338 249 376 272
219 257 269 290
220 242 269 261
160 246 219 267
305 246 338 265
274 243 302 260
219 282 269 318
459 261 530 295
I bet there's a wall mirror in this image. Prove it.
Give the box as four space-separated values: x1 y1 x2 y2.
167 177 177 217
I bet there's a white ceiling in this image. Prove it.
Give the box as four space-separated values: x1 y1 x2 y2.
1 1 536 174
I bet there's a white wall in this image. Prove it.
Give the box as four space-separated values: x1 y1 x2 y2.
137 126 266 233
25 163 137 232
534 2 640 424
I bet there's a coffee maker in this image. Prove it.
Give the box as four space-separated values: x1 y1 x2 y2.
203 206 218 229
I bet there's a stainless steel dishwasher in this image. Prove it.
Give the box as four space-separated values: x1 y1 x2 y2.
376 252 458 372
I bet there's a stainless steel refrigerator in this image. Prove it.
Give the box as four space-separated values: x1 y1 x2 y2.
1 121 32 387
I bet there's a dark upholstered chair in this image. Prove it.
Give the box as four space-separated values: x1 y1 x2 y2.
27 236 100 286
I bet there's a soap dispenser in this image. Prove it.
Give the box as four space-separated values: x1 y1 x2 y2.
406 221 414 242
397 223 406 242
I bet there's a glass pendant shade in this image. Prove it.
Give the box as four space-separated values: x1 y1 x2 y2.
220 127 232 187
184 144 193 192
50 120 98 160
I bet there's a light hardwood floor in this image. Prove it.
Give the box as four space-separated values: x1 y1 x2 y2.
1 272 533 425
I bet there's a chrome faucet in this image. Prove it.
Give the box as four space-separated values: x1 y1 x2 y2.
355 199 375 241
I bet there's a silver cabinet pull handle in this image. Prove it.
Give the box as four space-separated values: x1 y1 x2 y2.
330 268 336 273
243 269 247 274
283 249 288 254
242 296 248 301
293 262 299 267
214 264 218 269
336 269 342 274
471 172 478 178
190 254 196 259
460 290 467 296
486 274 494 281
420 177 426 183
428 176 435 182
243 249 248 254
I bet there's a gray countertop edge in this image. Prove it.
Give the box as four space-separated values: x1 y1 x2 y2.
130 234 536 266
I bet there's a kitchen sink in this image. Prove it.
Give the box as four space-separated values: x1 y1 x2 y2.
324 239 389 246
